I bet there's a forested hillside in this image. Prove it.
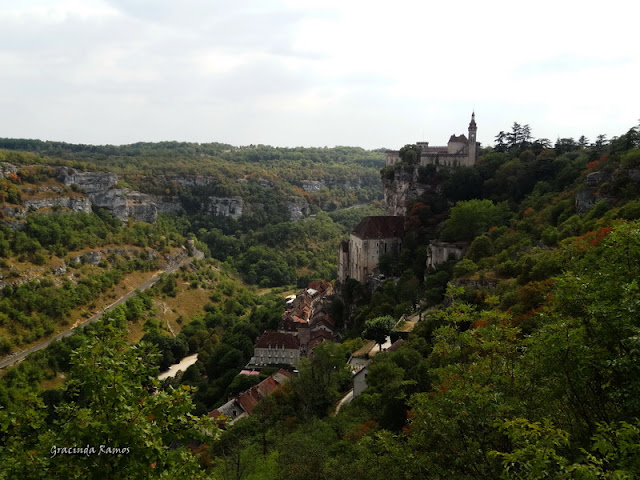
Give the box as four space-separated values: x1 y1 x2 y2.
189 123 640 479
2 122 640 479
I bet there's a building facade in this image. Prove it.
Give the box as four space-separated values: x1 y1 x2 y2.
253 332 300 366
338 216 404 283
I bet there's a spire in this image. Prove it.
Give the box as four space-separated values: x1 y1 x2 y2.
469 111 477 129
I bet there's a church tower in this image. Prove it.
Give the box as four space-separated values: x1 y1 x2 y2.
467 112 477 165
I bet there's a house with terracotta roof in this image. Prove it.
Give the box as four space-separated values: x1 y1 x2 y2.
209 369 292 426
253 331 300 367
338 216 404 283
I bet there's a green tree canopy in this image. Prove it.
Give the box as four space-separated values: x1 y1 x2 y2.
440 199 511 241
362 315 395 351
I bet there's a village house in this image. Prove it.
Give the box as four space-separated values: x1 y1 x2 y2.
252 332 300 367
278 280 336 351
209 369 292 426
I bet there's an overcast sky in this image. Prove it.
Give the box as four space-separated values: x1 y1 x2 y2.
0 0 638 150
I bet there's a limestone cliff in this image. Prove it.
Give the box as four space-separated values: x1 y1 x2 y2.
286 196 310 221
202 196 243 218
383 166 441 216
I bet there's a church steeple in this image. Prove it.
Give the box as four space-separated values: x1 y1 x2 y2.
468 111 477 165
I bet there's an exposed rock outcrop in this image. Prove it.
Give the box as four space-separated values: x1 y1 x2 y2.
300 179 364 192
60 169 118 193
89 187 129 221
0 163 18 178
383 166 439 216
286 196 310 222
58 168 158 222
575 171 612 214
125 190 158 223
149 195 183 214
301 180 324 192
202 196 243 218
23 197 92 215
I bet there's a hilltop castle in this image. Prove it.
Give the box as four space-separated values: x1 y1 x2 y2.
386 113 478 168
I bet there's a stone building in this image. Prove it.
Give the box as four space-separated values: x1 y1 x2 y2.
253 332 300 367
338 216 404 283
426 241 468 270
386 113 478 168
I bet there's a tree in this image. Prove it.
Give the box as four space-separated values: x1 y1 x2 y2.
0 321 216 479
440 199 511 241
398 144 422 165
362 315 395 351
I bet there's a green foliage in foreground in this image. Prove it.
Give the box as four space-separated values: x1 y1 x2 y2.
0 320 216 480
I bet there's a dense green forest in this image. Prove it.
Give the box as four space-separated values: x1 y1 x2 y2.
2 122 640 478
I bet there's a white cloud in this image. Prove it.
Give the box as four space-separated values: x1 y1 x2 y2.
0 0 638 148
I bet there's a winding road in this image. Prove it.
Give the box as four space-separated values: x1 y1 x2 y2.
0 249 203 370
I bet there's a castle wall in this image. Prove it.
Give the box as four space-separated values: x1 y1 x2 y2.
447 141 467 155
385 151 401 167
426 241 468 270
420 154 471 168
337 241 350 283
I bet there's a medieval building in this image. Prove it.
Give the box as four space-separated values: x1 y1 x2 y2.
386 113 478 168
338 216 404 284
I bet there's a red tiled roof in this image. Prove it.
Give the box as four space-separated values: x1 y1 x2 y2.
235 369 292 415
352 216 404 239
255 332 300 349
308 330 334 348
237 389 260 415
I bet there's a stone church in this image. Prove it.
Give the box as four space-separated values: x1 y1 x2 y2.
386 112 478 168
338 216 404 284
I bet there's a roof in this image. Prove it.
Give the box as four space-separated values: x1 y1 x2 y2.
448 134 468 143
352 216 404 240
255 332 300 349
386 339 405 353
308 330 335 348
235 369 292 415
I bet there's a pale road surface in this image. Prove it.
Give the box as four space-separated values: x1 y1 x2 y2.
0 250 203 370
158 353 199 380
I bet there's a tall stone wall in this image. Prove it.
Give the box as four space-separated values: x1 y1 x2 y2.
426 241 468 270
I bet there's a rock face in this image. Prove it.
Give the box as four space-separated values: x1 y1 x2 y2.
383 167 434 216
22 197 92 215
575 171 611 214
60 169 118 193
300 179 363 192
59 168 158 223
301 180 324 192
125 191 158 223
202 197 243 218
174 176 214 188
0 163 18 178
286 197 310 222
89 188 128 221
149 195 183 214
